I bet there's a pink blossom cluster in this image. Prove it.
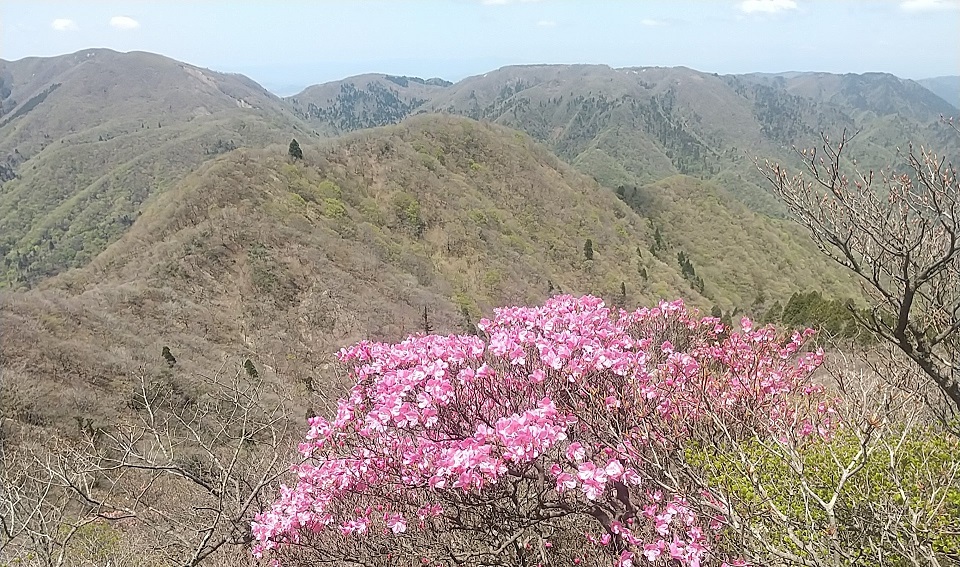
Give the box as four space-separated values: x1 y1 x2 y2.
252 295 828 565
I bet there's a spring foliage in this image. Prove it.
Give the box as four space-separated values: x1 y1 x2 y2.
253 295 828 566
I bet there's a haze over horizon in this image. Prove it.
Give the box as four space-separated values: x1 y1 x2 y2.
2 0 959 96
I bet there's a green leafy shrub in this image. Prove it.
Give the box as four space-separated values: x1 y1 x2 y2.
687 427 960 565
320 198 348 219
390 191 424 235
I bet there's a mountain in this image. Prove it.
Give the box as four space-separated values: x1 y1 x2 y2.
4 52 951 292
8 51 939 434
917 75 960 111
741 71 956 122
0 115 708 431
285 73 451 135
0 49 314 287
292 64 958 214
0 115 866 442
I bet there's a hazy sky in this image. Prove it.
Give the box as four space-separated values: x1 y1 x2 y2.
2 0 959 95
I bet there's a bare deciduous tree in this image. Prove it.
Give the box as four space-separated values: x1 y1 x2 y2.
678 352 960 567
1 363 300 567
0 436 104 567
761 127 960 417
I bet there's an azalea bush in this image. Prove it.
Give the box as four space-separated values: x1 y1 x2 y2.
251 295 841 566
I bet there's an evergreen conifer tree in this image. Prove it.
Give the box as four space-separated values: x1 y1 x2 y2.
288 138 303 160
161 346 177 367
244 359 259 379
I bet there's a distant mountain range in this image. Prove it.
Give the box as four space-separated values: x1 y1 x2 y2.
1 49 955 435
916 75 960 111
288 65 957 212
731 71 959 112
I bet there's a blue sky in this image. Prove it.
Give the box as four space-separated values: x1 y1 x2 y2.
2 1 958 95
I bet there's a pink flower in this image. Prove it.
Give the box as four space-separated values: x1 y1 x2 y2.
577 462 608 500
254 295 825 567
643 540 665 561
417 504 443 519
604 459 625 480
338 517 370 535
386 513 407 534
566 442 586 462
669 539 685 561
554 472 577 493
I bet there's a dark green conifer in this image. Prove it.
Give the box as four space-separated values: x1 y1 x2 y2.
288 138 303 160
422 306 433 334
161 346 177 367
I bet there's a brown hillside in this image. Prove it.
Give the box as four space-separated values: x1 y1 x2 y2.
2 114 703 433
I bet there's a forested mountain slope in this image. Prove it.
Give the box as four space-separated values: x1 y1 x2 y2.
0 49 314 286
0 115 693 432
293 64 957 214
287 73 451 135
2 113 865 434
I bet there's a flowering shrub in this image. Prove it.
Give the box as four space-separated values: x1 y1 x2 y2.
252 295 828 566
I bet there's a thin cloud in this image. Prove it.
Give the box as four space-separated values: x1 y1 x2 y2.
51 18 79 31
737 0 797 14
109 16 140 30
537 19 557 27
900 0 960 11
481 0 543 5
641 18 667 26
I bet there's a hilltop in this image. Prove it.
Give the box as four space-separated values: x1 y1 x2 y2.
287 73 451 135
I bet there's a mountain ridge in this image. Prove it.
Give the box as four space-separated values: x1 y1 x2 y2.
287 61 957 217
3 113 727 431
917 75 960 111
3 49 951 299
0 48 320 286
